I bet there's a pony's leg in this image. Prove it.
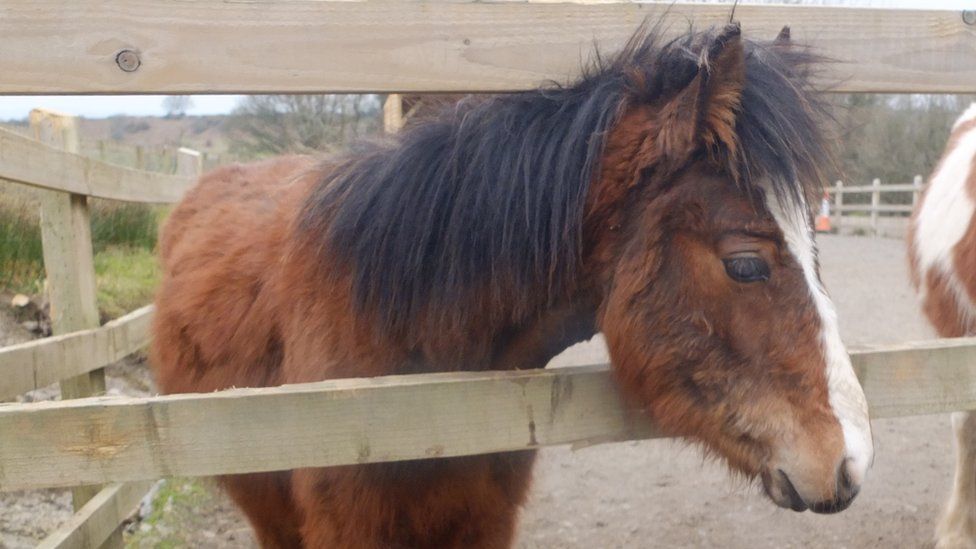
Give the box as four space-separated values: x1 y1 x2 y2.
219 472 303 549
937 412 976 549
293 452 535 548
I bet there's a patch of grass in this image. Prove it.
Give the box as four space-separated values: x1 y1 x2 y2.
94 246 160 320
126 478 211 548
0 188 163 318
90 200 159 253
0 201 44 294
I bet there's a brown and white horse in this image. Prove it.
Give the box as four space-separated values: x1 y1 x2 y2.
152 25 872 547
909 103 976 548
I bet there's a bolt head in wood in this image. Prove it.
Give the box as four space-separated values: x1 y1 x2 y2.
115 49 141 72
964 10 976 25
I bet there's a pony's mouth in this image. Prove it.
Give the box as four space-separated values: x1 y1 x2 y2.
760 468 859 514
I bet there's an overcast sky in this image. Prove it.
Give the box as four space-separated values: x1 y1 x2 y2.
0 95 243 121
0 0 968 120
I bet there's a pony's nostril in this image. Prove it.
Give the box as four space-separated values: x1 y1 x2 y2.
776 469 808 512
837 458 861 499
838 461 853 492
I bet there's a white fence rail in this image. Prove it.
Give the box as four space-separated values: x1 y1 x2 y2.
827 176 925 236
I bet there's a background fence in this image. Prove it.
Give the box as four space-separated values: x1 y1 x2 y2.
828 176 925 237
2 2 976 548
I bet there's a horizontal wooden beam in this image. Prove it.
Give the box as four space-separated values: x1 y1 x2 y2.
0 2 973 94
0 306 153 400
852 337 976 419
0 128 192 203
36 481 152 549
2 337 976 491
0 364 650 491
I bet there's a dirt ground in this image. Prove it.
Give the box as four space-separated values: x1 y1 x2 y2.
1 234 954 548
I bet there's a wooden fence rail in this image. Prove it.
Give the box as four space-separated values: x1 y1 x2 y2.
36 482 153 549
0 3 974 95
0 306 153 401
0 126 193 203
2 336 976 492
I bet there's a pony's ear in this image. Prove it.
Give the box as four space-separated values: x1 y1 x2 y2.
774 26 791 46
653 24 745 171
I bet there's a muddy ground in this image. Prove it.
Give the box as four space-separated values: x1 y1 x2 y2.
1 234 952 548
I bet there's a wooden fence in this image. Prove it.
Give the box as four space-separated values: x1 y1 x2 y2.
827 176 925 237
2 2 976 548
0 111 199 548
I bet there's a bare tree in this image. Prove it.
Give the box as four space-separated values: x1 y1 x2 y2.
833 94 976 193
162 96 194 119
225 95 382 158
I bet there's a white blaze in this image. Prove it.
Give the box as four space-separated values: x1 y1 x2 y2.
915 108 976 324
763 187 874 485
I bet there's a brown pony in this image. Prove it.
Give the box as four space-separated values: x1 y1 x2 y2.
152 24 873 548
908 102 976 549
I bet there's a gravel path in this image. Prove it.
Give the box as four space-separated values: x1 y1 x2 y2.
1 235 953 548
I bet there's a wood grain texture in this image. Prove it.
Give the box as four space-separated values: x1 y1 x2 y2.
4 337 976 492
30 109 106 509
36 481 152 549
0 126 194 203
0 306 153 401
0 2 973 94
0 365 649 491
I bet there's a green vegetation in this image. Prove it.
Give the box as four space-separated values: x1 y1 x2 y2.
0 190 162 319
95 246 160 321
0 195 44 294
833 93 976 199
125 479 212 548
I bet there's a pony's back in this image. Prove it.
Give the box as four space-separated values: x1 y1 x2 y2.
152 155 316 394
909 104 976 337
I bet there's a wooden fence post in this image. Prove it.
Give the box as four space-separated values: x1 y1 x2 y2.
834 180 844 232
177 147 203 179
29 109 105 512
913 175 924 208
871 178 881 236
135 145 146 171
384 94 404 134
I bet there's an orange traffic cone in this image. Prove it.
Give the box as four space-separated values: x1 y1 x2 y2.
815 191 832 232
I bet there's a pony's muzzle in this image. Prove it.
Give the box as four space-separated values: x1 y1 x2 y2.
761 458 861 514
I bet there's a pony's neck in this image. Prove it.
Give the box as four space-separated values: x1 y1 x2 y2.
489 297 599 371
480 109 658 372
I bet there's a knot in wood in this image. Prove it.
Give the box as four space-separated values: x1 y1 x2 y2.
115 49 141 72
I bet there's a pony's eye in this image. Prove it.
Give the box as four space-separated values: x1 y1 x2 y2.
723 256 770 283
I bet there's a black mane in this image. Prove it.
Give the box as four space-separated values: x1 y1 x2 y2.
299 24 831 340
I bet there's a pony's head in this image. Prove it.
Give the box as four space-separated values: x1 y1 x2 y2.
589 25 872 513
